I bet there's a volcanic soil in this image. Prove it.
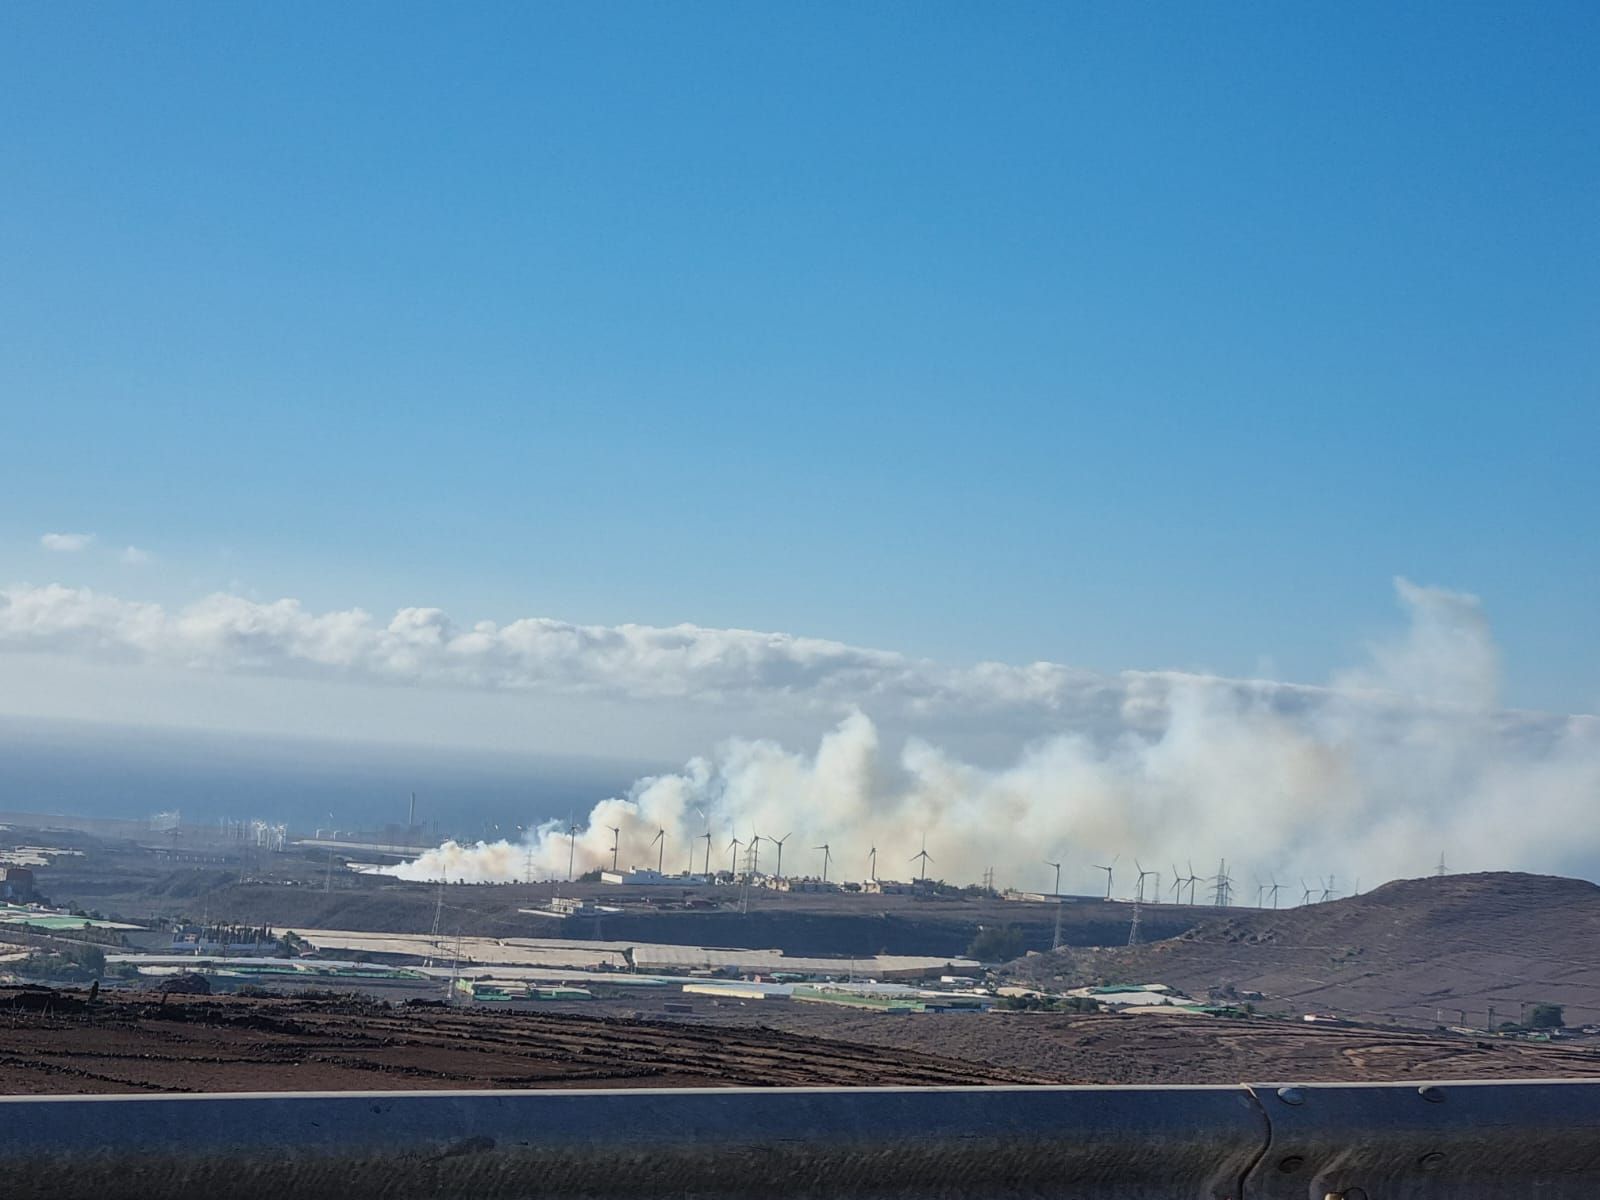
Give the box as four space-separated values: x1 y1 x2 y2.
0 987 1037 1095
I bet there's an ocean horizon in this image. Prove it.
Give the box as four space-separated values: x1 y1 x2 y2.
0 715 660 845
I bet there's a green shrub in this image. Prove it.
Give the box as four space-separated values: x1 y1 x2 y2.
966 925 1025 961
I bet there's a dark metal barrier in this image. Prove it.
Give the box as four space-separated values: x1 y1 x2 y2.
1243 1079 1600 1199
1 1080 1596 1199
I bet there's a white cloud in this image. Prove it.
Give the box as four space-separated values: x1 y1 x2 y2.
119 546 152 566
0 578 1570 731
39 532 95 553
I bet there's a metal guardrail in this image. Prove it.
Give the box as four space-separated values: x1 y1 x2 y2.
1 1080 1596 1199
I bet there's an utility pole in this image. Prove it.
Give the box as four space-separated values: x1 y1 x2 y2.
448 930 464 1005
426 876 445 967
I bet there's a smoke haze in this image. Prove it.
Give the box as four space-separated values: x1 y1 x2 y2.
385 579 1600 894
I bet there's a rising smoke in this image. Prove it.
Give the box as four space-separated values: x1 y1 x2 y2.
385 579 1600 894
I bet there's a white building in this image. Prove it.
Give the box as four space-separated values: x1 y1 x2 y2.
599 869 708 886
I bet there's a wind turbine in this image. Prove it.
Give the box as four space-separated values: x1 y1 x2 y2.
769 832 791 880
910 835 933 882
567 821 580 882
1134 860 1157 903
750 834 763 877
1267 875 1283 909
1300 878 1314 905
1170 864 1184 903
868 845 878 881
1321 874 1337 902
1254 878 1267 908
815 843 832 883
727 835 742 877
1092 856 1117 900
1045 860 1062 897
606 825 621 873
695 808 713 877
1185 861 1201 905
650 828 665 875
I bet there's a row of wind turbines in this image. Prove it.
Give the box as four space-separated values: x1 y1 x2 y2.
573 819 938 885
1053 855 1349 908
551 816 1352 906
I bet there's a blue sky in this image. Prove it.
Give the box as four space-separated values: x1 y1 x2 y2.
3 2 1596 716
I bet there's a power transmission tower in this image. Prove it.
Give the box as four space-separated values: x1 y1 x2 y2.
1212 859 1232 908
1127 900 1143 946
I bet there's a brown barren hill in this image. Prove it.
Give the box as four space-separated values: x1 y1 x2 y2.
1009 872 1600 1027
0 988 1040 1095
690 1006 1600 1084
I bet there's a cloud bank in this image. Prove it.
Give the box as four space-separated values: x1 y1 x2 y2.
0 580 1236 727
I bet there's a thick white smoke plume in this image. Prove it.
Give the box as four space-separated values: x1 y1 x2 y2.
386 580 1600 893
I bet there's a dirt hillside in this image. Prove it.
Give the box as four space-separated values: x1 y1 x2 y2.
1008 872 1600 1026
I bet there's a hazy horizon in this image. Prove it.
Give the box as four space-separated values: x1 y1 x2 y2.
0 714 657 842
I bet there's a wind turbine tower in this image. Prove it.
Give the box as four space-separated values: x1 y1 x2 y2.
770 832 791 880
1046 859 1064 951
1134 861 1157 903
650 828 665 875
1093 860 1116 900
815 843 832 883
910 835 933 882
607 826 621 873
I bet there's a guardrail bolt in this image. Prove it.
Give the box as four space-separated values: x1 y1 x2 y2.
1418 1152 1446 1171
1276 1086 1306 1105
1418 1085 1446 1103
